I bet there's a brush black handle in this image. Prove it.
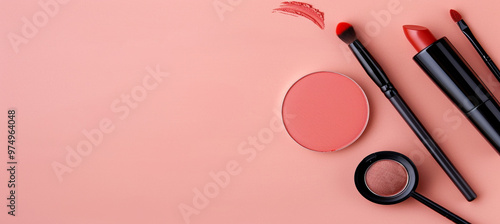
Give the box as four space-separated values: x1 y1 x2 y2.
459 20 500 83
349 40 477 201
411 191 470 224
484 54 500 82
388 90 476 201
350 40 391 87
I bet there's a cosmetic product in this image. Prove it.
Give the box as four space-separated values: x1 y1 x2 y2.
273 1 325 29
282 71 369 152
404 25 500 156
450 9 500 83
336 22 476 201
355 151 470 224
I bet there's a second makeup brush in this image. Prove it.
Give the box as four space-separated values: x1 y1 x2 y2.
450 9 500 83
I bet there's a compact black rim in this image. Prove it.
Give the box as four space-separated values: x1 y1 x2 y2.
354 151 419 205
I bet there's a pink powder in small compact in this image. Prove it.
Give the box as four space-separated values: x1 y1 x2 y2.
273 1 325 29
282 72 369 152
365 160 409 197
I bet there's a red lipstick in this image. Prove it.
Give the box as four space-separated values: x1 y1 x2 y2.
403 25 437 52
403 24 500 157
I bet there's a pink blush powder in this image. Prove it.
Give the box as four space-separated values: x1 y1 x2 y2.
282 72 369 152
365 160 409 197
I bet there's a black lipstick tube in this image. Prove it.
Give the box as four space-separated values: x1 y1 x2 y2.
413 37 500 155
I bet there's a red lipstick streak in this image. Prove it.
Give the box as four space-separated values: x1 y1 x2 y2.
403 25 437 52
273 1 325 29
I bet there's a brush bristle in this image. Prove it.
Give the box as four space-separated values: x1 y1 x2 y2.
450 9 462 22
336 22 357 44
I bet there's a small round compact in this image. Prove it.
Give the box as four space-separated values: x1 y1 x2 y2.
354 151 469 224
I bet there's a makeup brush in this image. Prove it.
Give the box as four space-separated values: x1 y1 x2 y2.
450 9 500 83
336 22 476 201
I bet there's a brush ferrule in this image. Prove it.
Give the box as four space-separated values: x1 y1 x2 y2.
461 25 487 58
458 20 468 31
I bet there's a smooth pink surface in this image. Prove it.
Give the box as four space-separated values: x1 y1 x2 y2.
282 71 368 151
2 0 500 224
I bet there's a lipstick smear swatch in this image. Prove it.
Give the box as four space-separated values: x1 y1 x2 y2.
273 1 325 29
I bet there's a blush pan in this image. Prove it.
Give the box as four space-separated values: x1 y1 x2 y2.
282 71 369 152
365 160 408 197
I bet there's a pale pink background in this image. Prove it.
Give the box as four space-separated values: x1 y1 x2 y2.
1 0 500 223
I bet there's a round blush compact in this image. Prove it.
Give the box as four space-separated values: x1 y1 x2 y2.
354 151 470 224
282 71 369 152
